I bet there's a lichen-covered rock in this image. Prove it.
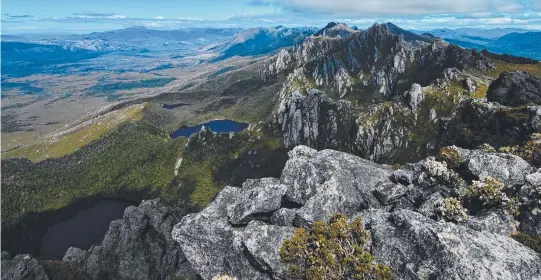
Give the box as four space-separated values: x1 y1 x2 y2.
403 83 425 110
173 146 393 278
465 151 535 186
173 146 541 280
526 170 541 187
173 186 294 280
418 192 444 218
518 182 541 235
172 187 264 280
270 208 297 226
487 71 541 106
391 169 414 185
364 209 541 280
374 182 408 205
62 199 196 280
464 209 518 235
463 77 477 93
238 221 295 278
280 146 392 223
520 208 541 236
1 252 49 280
227 178 288 225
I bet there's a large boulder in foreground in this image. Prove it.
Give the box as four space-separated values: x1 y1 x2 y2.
172 186 295 280
487 71 541 106
451 146 535 187
362 209 541 280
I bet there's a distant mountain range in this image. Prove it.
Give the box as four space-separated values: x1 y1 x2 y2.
2 24 539 79
413 28 541 60
201 26 318 61
1 26 243 53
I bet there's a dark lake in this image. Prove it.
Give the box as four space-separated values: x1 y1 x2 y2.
170 119 249 139
40 199 133 259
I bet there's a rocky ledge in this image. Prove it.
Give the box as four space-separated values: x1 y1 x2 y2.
173 145 541 280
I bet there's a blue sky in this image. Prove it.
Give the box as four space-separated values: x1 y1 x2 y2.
2 0 541 34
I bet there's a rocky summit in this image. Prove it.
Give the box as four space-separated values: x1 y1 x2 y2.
171 145 541 280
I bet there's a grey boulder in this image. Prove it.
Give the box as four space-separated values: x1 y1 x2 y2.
1 252 49 280
365 209 541 280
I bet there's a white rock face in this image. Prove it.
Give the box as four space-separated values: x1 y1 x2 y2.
403 83 425 110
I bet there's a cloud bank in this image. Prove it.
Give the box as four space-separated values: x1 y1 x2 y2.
2 1 541 33
256 0 537 15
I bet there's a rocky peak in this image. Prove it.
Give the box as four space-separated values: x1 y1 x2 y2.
314 22 359 38
385 22 434 43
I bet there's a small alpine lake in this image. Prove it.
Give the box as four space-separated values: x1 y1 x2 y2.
40 199 134 259
170 119 249 139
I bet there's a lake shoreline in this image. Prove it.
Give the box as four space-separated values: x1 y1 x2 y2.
1 188 157 259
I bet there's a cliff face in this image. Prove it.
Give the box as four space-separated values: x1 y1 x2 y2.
2 200 198 280
266 23 517 164
271 24 541 164
172 145 541 279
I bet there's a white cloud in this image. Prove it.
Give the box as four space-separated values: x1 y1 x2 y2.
154 16 164 20
263 0 531 15
72 12 127 19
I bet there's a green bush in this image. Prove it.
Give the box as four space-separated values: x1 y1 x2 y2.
434 197 468 223
438 146 461 169
511 232 541 254
466 176 507 207
280 214 392 280
499 135 541 168
479 143 496 153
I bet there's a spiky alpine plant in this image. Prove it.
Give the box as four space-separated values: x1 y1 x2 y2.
280 213 392 280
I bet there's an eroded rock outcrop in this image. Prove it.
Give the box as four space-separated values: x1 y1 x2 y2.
276 89 356 151
487 71 541 106
1 252 49 280
173 145 541 280
61 199 197 280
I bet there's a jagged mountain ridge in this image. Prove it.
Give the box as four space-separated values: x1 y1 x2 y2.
264 22 492 101
264 22 534 163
